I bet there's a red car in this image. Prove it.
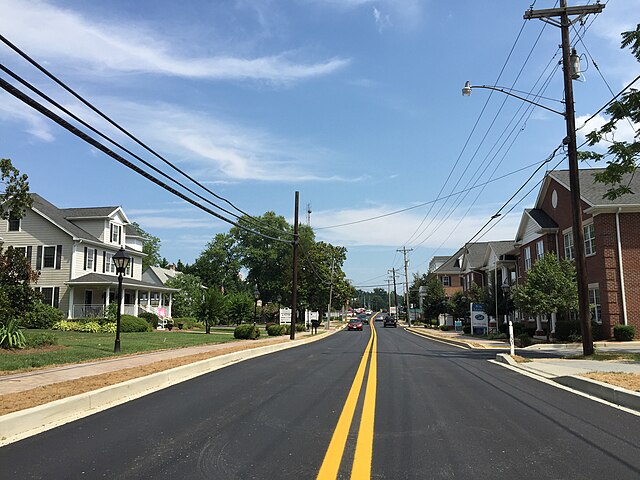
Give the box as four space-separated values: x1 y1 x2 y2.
347 319 363 331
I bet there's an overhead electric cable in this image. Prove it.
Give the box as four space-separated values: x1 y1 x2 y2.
0 33 292 239
0 76 291 244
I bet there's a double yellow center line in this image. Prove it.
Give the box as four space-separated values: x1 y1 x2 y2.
317 316 378 479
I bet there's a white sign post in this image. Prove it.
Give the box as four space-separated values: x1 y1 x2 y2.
279 308 292 325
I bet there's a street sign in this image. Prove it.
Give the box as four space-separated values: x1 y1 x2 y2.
470 303 488 336
279 308 292 324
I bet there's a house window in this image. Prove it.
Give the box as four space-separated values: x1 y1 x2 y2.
584 223 596 256
589 285 602 324
86 249 94 270
110 223 121 244
8 211 20 231
536 240 544 260
42 246 56 268
564 231 575 260
524 247 532 272
37 287 59 308
442 276 451 286
105 252 115 273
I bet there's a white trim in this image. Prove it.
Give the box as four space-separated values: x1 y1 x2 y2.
616 208 628 325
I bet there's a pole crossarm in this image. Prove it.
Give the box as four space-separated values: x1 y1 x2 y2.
524 4 604 27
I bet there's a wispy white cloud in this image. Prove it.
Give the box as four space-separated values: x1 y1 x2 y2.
576 113 638 149
306 0 423 30
0 0 349 84
373 7 391 32
0 93 54 141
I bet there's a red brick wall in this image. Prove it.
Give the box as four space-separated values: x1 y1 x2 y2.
620 213 640 337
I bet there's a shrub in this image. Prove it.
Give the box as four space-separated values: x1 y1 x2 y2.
439 325 452 331
234 324 260 339
488 332 507 340
21 302 64 329
267 324 286 336
139 311 159 328
516 332 532 347
120 315 152 333
554 319 582 342
0 319 26 349
462 325 471 334
24 331 57 348
172 317 198 329
613 324 636 342
77 321 102 333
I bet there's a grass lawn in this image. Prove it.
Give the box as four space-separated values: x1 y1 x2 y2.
0 329 240 372
570 352 640 362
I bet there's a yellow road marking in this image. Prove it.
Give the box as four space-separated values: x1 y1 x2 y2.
350 320 377 478
316 313 379 480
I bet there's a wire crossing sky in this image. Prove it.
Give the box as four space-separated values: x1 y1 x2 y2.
1 0 638 287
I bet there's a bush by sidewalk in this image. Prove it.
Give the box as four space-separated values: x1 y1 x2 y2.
613 325 636 342
234 324 261 340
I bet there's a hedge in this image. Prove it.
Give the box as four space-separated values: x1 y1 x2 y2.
120 315 152 333
613 324 636 342
267 324 287 336
234 324 261 339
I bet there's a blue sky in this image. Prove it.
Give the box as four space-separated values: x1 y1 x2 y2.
1 0 639 292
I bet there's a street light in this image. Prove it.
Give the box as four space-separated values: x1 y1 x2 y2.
462 81 565 116
253 286 260 325
501 282 515 356
112 247 131 353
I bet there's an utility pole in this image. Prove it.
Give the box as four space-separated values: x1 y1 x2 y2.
397 247 413 327
387 273 392 312
524 0 603 356
391 268 398 319
326 256 335 330
290 191 300 340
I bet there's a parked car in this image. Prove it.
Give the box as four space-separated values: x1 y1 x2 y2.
347 319 364 331
383 316 397 328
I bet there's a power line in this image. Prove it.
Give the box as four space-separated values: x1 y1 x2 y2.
0 33 293 240
0 76 292 245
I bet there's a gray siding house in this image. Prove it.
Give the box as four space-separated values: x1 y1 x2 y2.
0 193 176 319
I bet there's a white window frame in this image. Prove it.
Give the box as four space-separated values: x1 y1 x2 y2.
38 287 55 306
536 240 544 260
86 248 94 271
42 245 57 269
563 230 575 261
442 275 451 286
524 247 532 271
584 222 596 256
105 252 115 274
111 223 120 244
588 283 602 324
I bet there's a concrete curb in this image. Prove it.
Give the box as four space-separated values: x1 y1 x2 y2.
494 353 640 412
554 375 640 411
405 327 472 349
0 328 339 447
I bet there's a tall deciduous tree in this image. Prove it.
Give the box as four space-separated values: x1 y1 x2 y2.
130 222 162 270
0 246 40 323
580 26 640 199
512 253 578 318
191 233 242 292
165 273 204 318
0 159 31 220
422 277 447 322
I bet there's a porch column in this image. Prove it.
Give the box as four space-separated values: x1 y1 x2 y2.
168 292 173 318
551 311 557 335
68 287 74 319
120 286 125 313
535 315 544 336
106 287 111 307
135 289 139 317
148 290 152 312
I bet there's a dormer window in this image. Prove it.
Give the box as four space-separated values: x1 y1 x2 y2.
8 211 20 231
110 223 122 244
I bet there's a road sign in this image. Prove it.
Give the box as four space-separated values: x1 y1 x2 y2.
279 308 292 324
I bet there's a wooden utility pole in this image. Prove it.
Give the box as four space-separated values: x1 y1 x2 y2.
392 268 398 318
524 1 604 356
290 191 300 340
397 247 413 326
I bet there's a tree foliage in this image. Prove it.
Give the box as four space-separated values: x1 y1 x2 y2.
165 273 204 318
512 253 578 317
197 288 226 333
0 159 32 220
190 233 242 293
579 26 640 199
130 222 162 270
0 246 40 324
421 277 447 321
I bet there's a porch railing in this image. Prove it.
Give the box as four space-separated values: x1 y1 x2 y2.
73 304 105 319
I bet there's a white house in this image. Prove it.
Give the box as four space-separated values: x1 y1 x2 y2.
0 193 177 319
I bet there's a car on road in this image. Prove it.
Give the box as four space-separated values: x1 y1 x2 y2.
357 314 369 325
383 316 397 328
347 319 364 331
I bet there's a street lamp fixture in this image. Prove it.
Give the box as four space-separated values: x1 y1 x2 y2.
462 81 565 116
501 281 515 357
112 247 131 353
253 286 260 325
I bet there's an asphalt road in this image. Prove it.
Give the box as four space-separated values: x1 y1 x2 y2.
2 321 639 479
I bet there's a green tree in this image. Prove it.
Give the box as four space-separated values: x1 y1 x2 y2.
0 246 40 323
226 292 254 325
197 288 226 333
422 277 447 322
409 273 429 309
191 233 242 292
447 291 471 323
130 222 162 270
165 273 204 318
512 253 578 319
580 26 640 199
1 159 31 220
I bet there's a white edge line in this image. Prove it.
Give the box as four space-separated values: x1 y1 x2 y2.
488 359 640 417
405 329 469 350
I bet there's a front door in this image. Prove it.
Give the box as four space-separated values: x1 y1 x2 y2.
84 290 93 305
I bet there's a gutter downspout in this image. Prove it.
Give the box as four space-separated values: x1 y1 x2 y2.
615 208 628 326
